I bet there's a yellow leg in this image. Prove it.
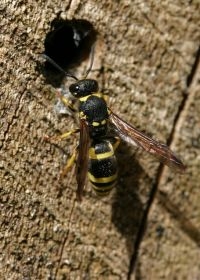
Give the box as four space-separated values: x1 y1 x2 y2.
44 129 79 179
60 147 78 178
112 137 120 151
44 128 79 142
56 90 76 112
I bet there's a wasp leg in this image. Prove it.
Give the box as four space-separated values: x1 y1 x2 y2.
44 128 80 142
112 137 120 151
44 129 79 179
56 90 76 112
60 146 78 179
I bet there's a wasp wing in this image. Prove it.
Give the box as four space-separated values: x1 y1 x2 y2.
109 110 185 173
76 119 90 201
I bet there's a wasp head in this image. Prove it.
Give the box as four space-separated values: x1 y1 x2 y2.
69 79 99 98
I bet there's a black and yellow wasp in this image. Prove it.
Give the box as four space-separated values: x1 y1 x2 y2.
43 53 185 201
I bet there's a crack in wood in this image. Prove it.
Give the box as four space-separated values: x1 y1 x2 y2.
127 44 200 280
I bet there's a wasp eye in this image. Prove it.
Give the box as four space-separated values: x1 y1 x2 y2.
69 83 79 94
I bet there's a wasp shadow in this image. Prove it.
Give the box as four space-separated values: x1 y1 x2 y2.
111 140 151 257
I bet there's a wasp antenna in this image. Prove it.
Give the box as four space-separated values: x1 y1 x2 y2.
84 44 95 79
42 54 78 81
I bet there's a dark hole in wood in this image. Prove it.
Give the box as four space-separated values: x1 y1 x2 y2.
42 17 97 86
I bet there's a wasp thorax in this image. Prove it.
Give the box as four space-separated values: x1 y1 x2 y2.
69 79 99 97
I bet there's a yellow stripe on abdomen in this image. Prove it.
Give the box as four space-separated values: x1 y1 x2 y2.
88 172 117 184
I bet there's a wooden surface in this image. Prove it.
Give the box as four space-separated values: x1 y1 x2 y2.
1 1 200 279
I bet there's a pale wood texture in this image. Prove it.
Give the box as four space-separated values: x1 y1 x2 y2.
1 0 200 279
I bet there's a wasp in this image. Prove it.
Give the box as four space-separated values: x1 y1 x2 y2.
43 51 185 201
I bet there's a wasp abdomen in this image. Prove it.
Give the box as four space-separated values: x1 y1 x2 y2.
88 140 118 196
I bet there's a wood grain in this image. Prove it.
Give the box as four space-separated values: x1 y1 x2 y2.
0 0 200 279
